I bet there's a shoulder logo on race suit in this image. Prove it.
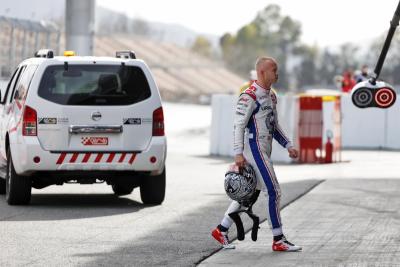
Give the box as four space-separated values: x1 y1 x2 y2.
81 137 108 146
239 97 249 103
38 117 57 124
123 118 141 125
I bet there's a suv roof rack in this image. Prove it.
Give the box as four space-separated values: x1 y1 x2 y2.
116 51 136 59
35 49 54 58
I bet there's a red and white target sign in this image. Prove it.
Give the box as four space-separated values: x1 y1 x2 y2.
375 87 396 108
81 137 109 146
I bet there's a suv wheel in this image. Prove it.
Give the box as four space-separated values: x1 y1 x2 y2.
6 150 32 205
111 183 135 196
140 168 166 205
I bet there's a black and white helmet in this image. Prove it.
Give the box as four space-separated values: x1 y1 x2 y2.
224 164 257 203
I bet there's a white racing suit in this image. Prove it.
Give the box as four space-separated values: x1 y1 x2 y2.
222 81 292 231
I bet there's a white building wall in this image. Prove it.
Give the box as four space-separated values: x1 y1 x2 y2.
341 95 386 148
386 100 400 149
210 94 400 162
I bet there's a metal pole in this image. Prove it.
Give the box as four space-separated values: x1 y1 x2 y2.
371 0 400 84
65 0 95 56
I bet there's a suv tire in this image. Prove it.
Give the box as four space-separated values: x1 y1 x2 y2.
140 167 166 205
6 150 32 205
0 178 5 194
112 183 135 196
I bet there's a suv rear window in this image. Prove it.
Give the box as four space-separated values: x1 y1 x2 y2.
38 65 151 105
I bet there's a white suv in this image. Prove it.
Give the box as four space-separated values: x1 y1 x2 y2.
0 50 167 205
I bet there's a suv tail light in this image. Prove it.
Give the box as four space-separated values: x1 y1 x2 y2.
22 105 37 136
152 107 164 136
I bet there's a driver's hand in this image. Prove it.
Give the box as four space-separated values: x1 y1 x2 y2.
288 147 299 159
235 154 246 168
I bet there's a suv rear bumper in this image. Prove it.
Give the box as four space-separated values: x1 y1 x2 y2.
11 136 167 175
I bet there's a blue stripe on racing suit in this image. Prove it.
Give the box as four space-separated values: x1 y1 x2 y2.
248 115 281 229
273 126 289 148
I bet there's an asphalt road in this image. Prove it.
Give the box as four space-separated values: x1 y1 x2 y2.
0 143 319 267
201 179 400 267
0 104 324 266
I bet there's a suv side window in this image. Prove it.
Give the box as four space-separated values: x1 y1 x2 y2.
14 65 38 101
2 67 22 104
6 66 26 104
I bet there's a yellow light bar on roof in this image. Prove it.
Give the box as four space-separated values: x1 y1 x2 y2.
64 51 75 57
322 95 338 102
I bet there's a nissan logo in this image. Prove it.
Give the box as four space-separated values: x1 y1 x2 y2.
91 111 102 121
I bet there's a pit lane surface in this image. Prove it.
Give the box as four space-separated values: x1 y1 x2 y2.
0 103 321 266
0 147 320 266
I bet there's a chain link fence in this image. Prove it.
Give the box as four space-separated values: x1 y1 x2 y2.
0 16 60 79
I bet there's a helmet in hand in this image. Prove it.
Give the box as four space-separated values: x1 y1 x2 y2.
224 164 257 203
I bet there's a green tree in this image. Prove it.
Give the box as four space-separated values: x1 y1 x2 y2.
220 33 235 62
219 4 302 90
338 43 359 71
294 45 318 88
317 48 342 87
191 36 212 58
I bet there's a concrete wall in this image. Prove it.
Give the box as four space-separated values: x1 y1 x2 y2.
341 94 400 149
210 94 400 162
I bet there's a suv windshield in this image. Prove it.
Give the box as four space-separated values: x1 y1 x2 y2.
38 64 151 105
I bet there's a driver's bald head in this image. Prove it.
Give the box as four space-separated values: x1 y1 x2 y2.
255 57 277 71
254 56 279 87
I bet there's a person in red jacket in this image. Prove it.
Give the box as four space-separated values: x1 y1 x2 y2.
341 70 356 93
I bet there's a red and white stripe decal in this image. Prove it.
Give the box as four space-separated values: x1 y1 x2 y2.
118 153 126 163
82 153 91 163
56 152 137 165
94 153 103 163
128 154 137 164
56 153 67 164
9 117 23 133
69 153 79 163
106 153 115 163
8 100 25 133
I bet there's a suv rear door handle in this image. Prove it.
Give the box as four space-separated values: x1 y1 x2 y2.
69 125 123 134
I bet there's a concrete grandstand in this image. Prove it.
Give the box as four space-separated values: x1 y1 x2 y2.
94 35 243 102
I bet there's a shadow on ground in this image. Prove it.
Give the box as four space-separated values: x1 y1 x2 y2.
78 179 323 267
0 194 146 221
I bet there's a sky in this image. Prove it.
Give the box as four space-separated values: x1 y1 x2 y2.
97 0 400 48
